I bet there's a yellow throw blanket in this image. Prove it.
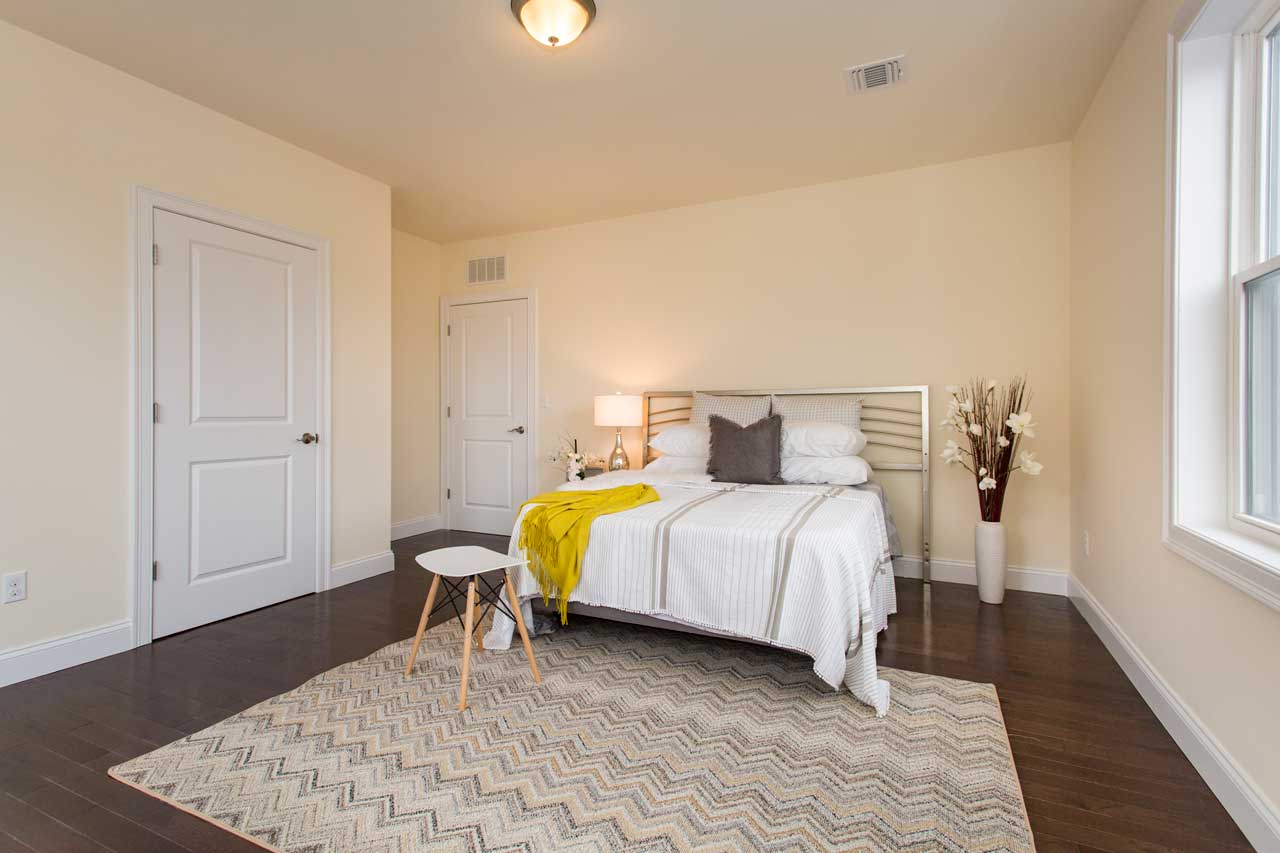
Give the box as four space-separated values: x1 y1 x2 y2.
518 483 659 623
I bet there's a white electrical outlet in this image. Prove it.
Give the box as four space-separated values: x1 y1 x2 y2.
3 571 26 603
1081 530 1091 558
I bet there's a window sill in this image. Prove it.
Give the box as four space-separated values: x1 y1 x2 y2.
1165 522 1280 611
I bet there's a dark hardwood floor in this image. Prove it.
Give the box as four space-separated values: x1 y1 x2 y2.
0 530 1251 852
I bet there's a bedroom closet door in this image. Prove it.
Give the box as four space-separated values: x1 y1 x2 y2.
151 209 323 638
445 297 530 535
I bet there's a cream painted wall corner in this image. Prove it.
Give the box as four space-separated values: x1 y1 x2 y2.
0 21 392 660
437 143 1074 574
392 229 444 529
1069 0 1280 844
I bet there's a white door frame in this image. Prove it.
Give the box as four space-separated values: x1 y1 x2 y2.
130 186 332 647
439 288 538 531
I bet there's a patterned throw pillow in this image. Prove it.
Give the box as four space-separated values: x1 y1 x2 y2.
770 395 862 431
689 392 770 427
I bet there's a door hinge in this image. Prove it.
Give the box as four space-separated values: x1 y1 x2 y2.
152 243 159 266
447 488 451 500
153 402 160 423
447 405 451 418
447 324 451 336
152 561 158 581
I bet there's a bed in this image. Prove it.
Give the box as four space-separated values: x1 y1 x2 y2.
484 386 930 716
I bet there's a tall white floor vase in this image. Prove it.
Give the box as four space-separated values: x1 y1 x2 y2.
974 521 1008 604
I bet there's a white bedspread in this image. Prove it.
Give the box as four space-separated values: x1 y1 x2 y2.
484 471 897 715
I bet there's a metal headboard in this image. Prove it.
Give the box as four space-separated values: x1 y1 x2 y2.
641 386 931 583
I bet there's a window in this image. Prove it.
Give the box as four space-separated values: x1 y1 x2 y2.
1235 12 1280 538
1244 266 1278 526
1165 1 1280 611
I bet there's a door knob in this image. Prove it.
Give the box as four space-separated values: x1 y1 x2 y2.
297 432 319 444
508 426 526 434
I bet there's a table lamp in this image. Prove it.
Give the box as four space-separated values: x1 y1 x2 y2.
594 393 643 471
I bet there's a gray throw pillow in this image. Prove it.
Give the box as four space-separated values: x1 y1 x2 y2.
708 414 784 485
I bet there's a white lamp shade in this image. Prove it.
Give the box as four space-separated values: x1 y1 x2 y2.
594 394 642 427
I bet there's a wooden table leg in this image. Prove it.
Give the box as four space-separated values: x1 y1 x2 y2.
404 574 441 677
505 573 542 683
458 578 477 711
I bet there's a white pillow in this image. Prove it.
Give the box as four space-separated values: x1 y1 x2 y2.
689 392 770 427
648 424 710 458
644 456 708 474
771 395 862 431
781 455 871 486
782 421 867 458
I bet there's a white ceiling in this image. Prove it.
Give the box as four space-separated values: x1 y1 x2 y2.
0 0 1142 242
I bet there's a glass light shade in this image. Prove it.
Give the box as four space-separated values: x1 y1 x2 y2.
513 0 595 47
594 393 642 427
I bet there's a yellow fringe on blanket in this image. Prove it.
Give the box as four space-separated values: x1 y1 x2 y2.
518 483 659 623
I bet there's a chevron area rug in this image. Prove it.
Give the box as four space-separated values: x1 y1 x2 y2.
109 617 1033 852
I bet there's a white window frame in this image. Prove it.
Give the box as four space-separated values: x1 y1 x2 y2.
1230 3 1280 545
1164 0 1280 612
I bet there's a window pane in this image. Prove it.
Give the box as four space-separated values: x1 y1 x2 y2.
1246 268 1280 524
1268 26 1280 257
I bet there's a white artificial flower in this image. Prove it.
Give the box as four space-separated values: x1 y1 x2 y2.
978 476 997 490
1018 450 1043 476
969 423 982 436
945 384 959 394
978 467 987 476
997 435 1010 448
940 440 964 465
959 400 974 413
1006 411 1036 437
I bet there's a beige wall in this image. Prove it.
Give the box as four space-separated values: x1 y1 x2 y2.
1070 0 1280 812
0 21 392 651
439 144 1073 571
392 229 442 527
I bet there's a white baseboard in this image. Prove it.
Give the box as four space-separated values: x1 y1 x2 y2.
893 556 1068 596
1069 575 1280 852
391 513 443 541
327 550 395 590
0 619 133 688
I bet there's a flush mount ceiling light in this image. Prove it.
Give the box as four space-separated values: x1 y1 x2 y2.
511 0 596 48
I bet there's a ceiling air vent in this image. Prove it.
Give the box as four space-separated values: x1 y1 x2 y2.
845 55 906 93
467 255 506 286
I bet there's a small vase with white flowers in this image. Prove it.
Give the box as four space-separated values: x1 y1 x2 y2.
938 377 1044 604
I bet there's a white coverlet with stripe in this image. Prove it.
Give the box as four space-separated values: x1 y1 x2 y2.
485 471 897 715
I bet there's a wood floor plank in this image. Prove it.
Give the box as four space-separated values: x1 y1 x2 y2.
0 795 107 853
21 785 187 853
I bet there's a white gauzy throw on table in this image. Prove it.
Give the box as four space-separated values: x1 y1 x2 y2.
485 470 896 715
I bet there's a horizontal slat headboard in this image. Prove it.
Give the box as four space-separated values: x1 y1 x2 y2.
641 386 931 582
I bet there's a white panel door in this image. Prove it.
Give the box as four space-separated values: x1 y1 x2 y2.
447 299 529 535
152 210 321 638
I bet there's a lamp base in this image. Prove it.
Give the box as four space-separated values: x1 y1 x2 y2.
607 429 629 471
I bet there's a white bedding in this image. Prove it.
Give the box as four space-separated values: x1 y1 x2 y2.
484 470 898 715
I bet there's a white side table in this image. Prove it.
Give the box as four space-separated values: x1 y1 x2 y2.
403 545 541 710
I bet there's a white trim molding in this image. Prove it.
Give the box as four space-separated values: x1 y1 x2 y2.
894 557 1067 596
1069 574 1280 852
328 551 395 590
1166 523 1280 610
439 287 539 531
391 514 444 540
131 186 334 643
0 620 133 688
